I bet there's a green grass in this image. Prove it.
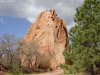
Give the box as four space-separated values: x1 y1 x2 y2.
6 71 43 75
55 72 92 75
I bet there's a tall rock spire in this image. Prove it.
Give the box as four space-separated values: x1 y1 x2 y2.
24 9 68 69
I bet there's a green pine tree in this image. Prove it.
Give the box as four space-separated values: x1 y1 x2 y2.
61 0 100 75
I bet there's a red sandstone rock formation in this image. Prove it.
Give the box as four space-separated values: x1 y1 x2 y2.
24 9 68 69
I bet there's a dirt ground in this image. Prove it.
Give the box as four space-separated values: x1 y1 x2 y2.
32 69 63 75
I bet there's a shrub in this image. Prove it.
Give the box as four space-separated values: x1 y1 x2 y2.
22 66 34 74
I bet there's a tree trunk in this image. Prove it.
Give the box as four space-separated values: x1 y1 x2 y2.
91 65 95 75
35 55 38 67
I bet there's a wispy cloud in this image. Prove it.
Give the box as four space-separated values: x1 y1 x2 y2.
67 22 76 32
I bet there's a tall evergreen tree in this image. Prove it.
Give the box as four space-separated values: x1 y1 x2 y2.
61 0 100 74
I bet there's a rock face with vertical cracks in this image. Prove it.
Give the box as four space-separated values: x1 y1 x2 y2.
24 9 68 70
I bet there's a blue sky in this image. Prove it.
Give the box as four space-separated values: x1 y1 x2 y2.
0 0 84 38
0 16 32 38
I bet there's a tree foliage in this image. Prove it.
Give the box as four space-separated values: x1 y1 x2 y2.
0 34 21 66
62 0 100 74
20 40 41 68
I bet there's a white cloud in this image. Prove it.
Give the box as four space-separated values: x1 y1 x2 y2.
0 0 46 23
27 17 35 23
0 18 4 23
0 0 84 30
67 22 76 32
